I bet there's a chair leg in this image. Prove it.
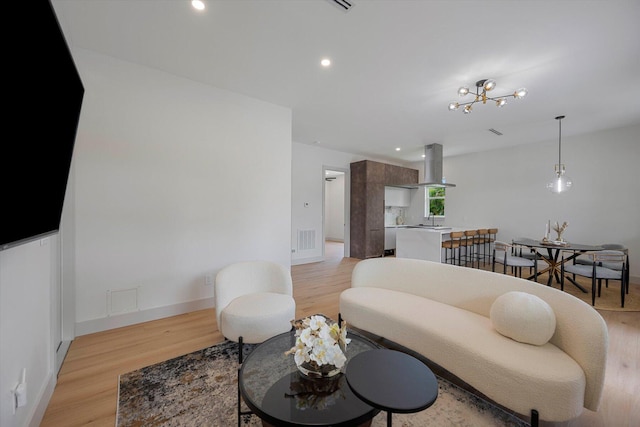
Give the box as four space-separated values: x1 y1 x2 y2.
531 409 539 427
237 365 242 427
621 272 626 308
237 336 255 426
237 337 242 427
626 259 630 294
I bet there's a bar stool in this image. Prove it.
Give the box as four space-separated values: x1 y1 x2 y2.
442 231 464 265
487 228 498 265
474 229 490 267
460 230 478 268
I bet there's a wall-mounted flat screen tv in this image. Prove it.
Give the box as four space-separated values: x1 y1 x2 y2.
1 0 84 250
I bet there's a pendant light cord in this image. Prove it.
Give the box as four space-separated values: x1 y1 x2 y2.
558 118 562 166
555 115 565 171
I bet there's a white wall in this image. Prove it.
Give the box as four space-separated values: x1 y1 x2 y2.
292 143 355 263
0 238 58 427
441 123 640 280
324 174 345 241
71 49 292 334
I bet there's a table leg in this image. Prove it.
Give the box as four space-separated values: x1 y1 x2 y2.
564 275 588 293
552 248 563 284
524 248 588 293
387 411 392 427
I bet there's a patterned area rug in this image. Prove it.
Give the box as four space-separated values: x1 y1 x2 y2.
117 339 529 427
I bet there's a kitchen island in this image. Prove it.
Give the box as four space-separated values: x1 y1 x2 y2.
395 226 470 263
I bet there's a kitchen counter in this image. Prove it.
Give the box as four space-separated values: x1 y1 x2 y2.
395 226 472 262
385 224 453 229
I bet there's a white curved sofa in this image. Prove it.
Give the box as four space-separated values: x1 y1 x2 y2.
339 258 608 425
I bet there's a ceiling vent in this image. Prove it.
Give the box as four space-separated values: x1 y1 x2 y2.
488 128 503 136
328 0 355 12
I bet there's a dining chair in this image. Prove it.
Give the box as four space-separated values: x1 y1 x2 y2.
474 229 490 266
573 244 629 293
561 250 627 307
512 237 539 263
492 241 538 281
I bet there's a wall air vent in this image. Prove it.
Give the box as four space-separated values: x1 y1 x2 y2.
488 128 503 136
298 229 316 251
328 0 355 12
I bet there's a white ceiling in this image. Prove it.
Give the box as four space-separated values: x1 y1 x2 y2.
52 0 640 163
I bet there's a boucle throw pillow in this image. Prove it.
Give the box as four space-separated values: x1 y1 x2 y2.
490 291 556 346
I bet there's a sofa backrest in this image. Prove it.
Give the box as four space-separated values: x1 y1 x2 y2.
351 257 608 411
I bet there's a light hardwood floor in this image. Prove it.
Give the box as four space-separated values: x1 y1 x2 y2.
41 242 639 426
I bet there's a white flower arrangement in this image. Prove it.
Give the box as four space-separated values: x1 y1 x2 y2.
285 315 351 371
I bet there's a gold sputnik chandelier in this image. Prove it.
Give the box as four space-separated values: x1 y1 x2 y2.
448 79 527 114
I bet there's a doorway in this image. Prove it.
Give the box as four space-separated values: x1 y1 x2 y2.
323 167 348 259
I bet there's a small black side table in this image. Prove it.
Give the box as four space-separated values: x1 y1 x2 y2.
346 349 438 427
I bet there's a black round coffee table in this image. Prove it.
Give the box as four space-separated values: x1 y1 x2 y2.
239 329 382 426
346 349 438 426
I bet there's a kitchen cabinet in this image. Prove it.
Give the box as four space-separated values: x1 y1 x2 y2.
384 187 410 207
350 160 418 259
384 227 397 250
384 163 418 186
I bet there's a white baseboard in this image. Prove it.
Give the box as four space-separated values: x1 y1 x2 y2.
291 255 325 266
28 371 56 427
75 297 215 336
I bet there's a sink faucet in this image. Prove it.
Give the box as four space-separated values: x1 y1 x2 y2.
427 212 435 226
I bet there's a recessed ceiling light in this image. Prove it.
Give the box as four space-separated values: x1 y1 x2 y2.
320 58 331 67
395 147 401 151
192 0 205 11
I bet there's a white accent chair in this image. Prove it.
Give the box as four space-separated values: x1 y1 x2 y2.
215 260 296 344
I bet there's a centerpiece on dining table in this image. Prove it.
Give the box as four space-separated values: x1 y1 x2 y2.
285 314 351 379
542 220 569 245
